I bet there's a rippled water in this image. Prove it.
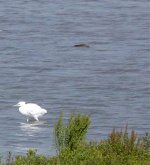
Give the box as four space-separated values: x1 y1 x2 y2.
0 0 149 156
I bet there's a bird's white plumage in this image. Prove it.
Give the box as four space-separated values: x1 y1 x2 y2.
14 101 47 122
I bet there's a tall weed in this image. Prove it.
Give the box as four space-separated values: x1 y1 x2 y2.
54 113 90 153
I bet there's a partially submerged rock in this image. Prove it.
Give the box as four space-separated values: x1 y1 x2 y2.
73 43 90 48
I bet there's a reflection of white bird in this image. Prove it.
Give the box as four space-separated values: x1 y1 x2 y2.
14 101 47 122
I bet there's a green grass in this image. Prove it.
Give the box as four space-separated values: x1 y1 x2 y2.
1 114 150 165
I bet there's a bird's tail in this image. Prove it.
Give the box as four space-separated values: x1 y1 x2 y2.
42 109 47 114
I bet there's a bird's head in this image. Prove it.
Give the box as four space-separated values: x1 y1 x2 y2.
14 101 26 107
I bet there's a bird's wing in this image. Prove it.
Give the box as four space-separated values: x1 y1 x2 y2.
25 104 43 115
26 103 47 116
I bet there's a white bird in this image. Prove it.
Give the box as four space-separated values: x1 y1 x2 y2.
14 101 47 122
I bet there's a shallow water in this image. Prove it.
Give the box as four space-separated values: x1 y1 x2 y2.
0 0 149 156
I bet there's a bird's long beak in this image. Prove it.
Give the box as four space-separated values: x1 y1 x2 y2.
13 104 18 107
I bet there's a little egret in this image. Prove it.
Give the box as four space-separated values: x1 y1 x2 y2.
14 101 47 122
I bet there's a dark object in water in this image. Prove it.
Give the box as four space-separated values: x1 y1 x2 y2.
74 44 90 48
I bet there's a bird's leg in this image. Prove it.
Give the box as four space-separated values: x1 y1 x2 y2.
34 116 39 121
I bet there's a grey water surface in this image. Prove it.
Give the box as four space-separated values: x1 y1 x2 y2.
0 0 149 156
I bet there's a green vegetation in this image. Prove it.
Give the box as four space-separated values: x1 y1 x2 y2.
1 114 150 165
142 133 150 150
54 113 90 153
